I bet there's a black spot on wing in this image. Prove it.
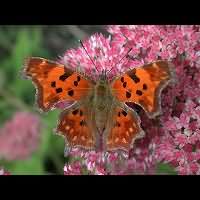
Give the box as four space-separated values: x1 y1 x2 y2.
72 109 79 115
56 88 63 93
77 76 81 82
126 91 131 98
59 71 73 81
68 90 74 96
143 83 148 90
128 69 140 83
136 90 143 96
121 110 127 117
74 81 78 86
123 82 127 88
51 81 56 88
130 74 140 83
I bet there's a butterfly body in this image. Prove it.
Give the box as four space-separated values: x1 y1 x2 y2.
77 75 117 150
23 57 174 153
94 78 113 125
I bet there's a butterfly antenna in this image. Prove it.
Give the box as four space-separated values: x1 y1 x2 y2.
122 33 129 41
79 40 100 73
107 47 132 75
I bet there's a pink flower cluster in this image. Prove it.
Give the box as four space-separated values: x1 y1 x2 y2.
62 25 200 175
64 149 145 175
60 33 130 80
64 148 159 175
108 25 200 68
0 112 41 160
64 149 108 175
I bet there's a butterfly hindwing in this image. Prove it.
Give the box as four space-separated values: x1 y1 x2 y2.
56 103 96 149
23 57 93 112
105 104 144 152
112 61 174 118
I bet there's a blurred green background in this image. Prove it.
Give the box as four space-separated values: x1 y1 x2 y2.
0 25 175 175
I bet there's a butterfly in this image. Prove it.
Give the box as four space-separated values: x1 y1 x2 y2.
22 47 174 153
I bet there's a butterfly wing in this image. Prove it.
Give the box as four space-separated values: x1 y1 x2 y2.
23 57 94 112
105 103 144 152
56 102 96 150
111 61 174 118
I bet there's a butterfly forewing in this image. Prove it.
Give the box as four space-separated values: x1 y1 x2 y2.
111 61 174 118
23 57 93 112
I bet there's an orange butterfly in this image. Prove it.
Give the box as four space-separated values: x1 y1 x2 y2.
22 47 174 152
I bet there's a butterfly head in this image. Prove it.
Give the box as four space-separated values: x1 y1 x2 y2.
79 40 131 83
99 69 109 83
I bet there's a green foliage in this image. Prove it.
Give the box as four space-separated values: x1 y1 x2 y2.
0 26 65 174
156 163 177 175
5 154 45 175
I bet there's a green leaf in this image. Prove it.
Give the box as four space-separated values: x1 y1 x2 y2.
156 163 177 175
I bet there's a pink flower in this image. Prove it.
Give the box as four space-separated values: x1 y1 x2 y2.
108 25 200 175
60 33 130 81
63 149 155 175
108 25 200 65
0 112 41 160
61 26 200 175
64 160 82 175
174 133 188 148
